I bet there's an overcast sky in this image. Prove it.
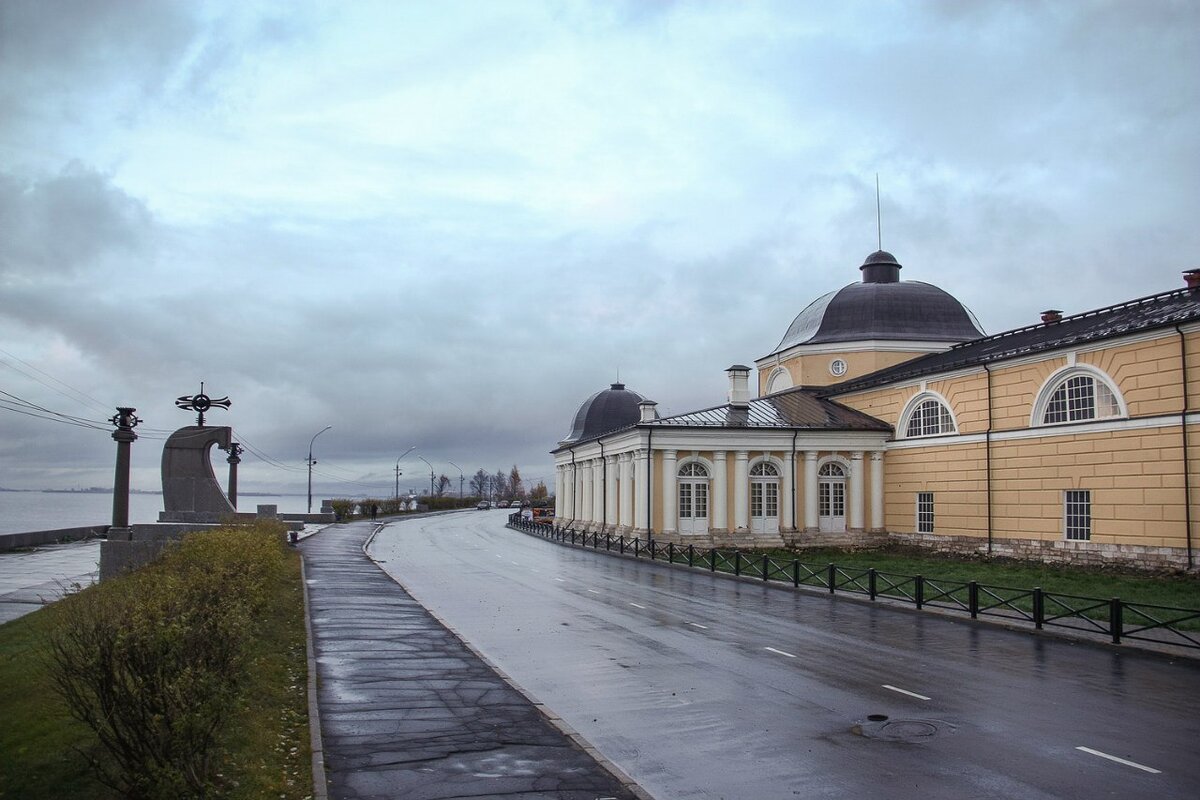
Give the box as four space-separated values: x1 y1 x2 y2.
1 0 1198 499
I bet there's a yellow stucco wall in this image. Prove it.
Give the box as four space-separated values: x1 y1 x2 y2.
759 348 937 394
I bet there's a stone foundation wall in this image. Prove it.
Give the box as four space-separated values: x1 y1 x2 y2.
884 531 1195 572
0 524 108 551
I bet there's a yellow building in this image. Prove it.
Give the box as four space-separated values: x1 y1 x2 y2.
553 251 1200 571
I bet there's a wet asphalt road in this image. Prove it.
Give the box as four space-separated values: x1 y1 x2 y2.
369 510 1200 800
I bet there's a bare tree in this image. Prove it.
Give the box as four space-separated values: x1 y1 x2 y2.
435 474 451 497
493 469 508 499
509 465 523 498
469 468 489 497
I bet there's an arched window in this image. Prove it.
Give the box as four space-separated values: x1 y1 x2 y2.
679 462 709 478
1036 368 1123 426
750 462 779 477
818 463 845 478
766 367 793 395
903 397 957 438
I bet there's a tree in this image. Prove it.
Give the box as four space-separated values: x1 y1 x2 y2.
509 465 523 498
435 475 451 497
530 480 548 501
469 468 489 498
493 469 508 499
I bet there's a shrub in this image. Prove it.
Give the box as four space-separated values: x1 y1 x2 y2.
47 522 290 800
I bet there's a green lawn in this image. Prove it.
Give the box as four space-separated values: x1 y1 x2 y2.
0 545 312 800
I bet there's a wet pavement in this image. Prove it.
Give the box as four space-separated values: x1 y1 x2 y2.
0 539 100 624
369 511 1200 800
300 518 642 800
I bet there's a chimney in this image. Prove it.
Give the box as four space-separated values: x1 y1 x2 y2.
638 400 658 423
1040 309 1062 324
1184 269 1200 294
726 365 751 407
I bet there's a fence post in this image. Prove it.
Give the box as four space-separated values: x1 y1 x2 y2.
969 581 979 618
1033 587 1044 629
828 563 836 594
868 568 877 600
710 549 717 572
1110 598 1123 644
734 551 741 576
668 541 674 563
792 559 800 587
606 534 612 551
688 544 694 568
619 536 625 554
762 553 770 581
634 538 640 557
915 575 924 609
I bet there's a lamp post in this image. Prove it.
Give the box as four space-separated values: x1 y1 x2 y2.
417 455 435 498
395 446 416 500
447 460 464 498
307 425 332 513
110 407 141 530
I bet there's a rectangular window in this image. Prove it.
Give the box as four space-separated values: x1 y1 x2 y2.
1065 490 1091 540
917 492 934 533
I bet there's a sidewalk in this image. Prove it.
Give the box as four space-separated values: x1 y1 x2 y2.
300 519 641 800
0 539 100 625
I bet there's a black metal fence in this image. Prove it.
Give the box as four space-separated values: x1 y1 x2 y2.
506 515 1200 652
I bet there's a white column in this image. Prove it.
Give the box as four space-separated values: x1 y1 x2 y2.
782 450 795 531
733 450 750 530
563 465 574 522
870 451 885 532
554 466 564 520
849 451 864 531
604 455 618 530
619 453 633 529
804 451 819 531
712 451 728 531
592 458 604 524
662 449 678 533
633 450 647 530
581 461 594 524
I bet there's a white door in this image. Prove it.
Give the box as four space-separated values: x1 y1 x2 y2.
818 463 846 533
677 462 709 535
749 462 780 534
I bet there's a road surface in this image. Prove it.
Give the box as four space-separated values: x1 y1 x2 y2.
369 510 1200 800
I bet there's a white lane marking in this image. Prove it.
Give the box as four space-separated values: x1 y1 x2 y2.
509 561 520 565
765 646 796 658
687 622 708 629
554 578 566 583
629 602 647 609
587 589 602 594
882 684 931 701
1076 746 1162 774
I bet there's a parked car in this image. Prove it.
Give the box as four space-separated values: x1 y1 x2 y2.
476 500 489 510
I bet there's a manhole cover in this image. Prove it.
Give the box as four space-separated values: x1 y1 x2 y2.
852 717 953 742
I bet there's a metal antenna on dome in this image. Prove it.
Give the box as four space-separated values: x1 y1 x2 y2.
876 173 882 251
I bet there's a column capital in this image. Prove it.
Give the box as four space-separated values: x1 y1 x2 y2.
663 449 678 459
735 450 750 460
712 450 727 459
851 450 864 461
804 450 819 462
870 451 884 462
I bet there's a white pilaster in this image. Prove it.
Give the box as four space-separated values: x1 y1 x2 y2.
782 450 795 531
563 464 575 522
870 451 885 531
619 453 633 529
662 449 678 533
604 455 618 530
633 450 647 531
849 451 864 531
804 451 819 531
592 458 604 525
712 451 728 531
581 461 594 524
554 466 564 520
733 450 749 531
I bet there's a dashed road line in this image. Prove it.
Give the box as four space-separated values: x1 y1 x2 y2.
587 589 602 594
765 646 796 658
629 602 647 609
554 577 566 583
882 684 931 701
1076 747 1161 774
686 622 708 629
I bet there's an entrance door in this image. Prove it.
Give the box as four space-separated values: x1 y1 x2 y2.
818 463 846 533
678 462 709 535
749 462 779 534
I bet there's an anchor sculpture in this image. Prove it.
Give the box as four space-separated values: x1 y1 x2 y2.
158 383 237 523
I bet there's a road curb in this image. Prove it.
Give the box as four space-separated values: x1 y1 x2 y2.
299 556 329 800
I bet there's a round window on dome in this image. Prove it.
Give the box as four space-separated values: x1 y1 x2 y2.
829 358 848 377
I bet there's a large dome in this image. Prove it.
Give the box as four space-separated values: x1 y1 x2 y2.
771 250 984 353
560 383 649 445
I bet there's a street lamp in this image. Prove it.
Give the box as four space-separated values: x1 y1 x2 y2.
395 446 416 500
417 455 435 498
447 460 464 498
307 425 332 513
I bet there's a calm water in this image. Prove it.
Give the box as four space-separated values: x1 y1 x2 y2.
0 491 307 534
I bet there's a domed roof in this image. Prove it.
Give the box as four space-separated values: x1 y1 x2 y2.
771 251 984 353
560 383 649 444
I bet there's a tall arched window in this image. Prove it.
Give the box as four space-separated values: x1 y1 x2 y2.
900 393 957 438
1035 368 1123 426
678 462 709 534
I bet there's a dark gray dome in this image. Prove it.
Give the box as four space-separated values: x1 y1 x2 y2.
560 383 648 444
772 251 984 352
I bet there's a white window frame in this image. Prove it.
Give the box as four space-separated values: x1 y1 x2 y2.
1064 489 1091 541
916 492 934 533
898 391 958 439
1031 365 1126 428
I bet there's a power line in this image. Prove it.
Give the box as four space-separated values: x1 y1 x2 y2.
0 347 112 415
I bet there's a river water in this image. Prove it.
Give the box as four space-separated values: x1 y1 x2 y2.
0 491 307 534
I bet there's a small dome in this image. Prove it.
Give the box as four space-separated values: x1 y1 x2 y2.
770 251 984 353
560 383 648 444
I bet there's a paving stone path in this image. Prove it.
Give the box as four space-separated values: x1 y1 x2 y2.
301 518 640 800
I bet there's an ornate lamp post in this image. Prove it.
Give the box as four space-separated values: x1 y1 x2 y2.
417 455 435 498
395 445 416 500
447 460 464 498
109 407 141 529
226 442 244 509
307 425 332 513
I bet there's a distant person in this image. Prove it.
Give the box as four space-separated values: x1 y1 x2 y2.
370 503 378 520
